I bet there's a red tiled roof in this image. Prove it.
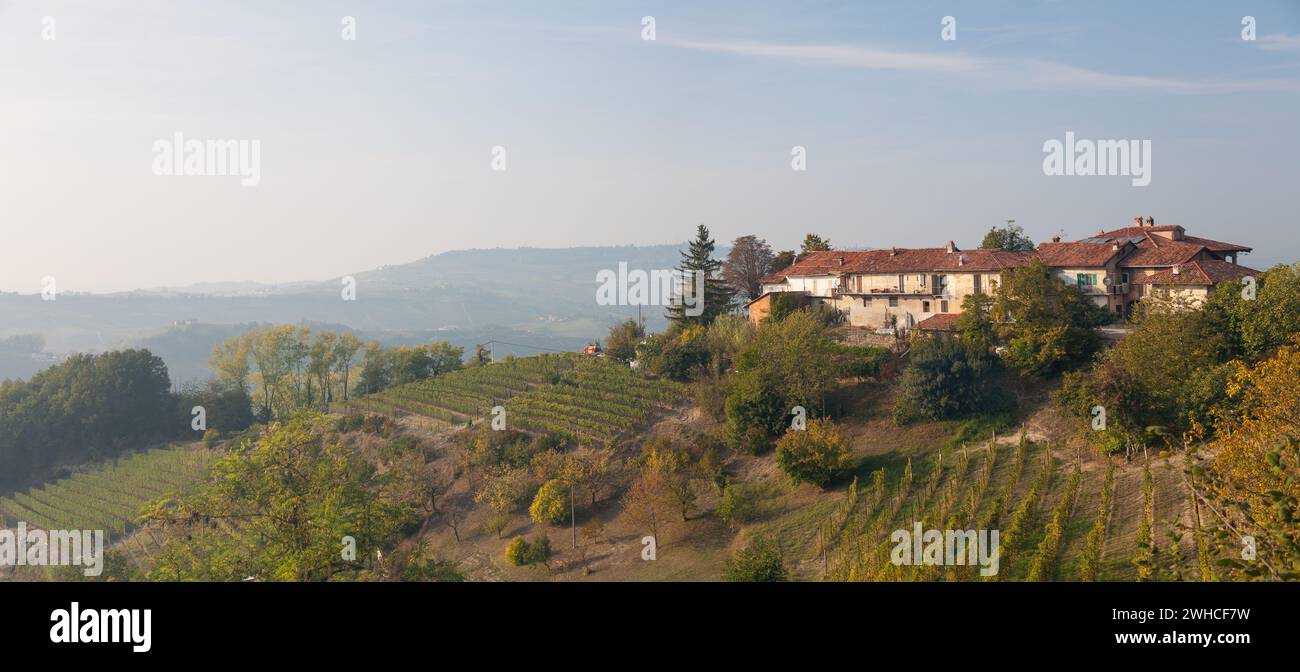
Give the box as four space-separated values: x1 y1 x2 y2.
763 247 1034 278
1119 239 1205 267
842 247 1034 273
1035 241 1126 267
1092 223 1251 254
1181 235 1252 253
916 313 961 331
1133 259 1259 286
1098 224 1185 237
761 250 875 283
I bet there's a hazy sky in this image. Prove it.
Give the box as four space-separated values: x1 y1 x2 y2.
2 0 1298 293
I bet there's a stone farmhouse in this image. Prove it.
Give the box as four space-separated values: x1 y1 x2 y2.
746 217 1257 332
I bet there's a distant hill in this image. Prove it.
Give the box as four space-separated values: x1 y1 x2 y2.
0 244 701 381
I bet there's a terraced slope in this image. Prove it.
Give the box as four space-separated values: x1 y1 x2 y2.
342 354 685 443
821 434 1190 582
0 445 216 537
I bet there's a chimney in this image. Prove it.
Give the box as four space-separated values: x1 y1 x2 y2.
958 255 966 267
1112 242 1120 251
890 246 897 256
1097 229 1106 236
837 256 844 267
1051 235 1061 243
946 240 956 254
1134 216 1144 227
1172 265 1181 275
1145 216 1155 227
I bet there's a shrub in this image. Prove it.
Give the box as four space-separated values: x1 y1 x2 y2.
773 418 849 488
605 319 645 363
723 375 784 453
202 428 221 449
692 376 728 423
717 482 760 526
504 537 530 565
723 309 836 450
401 558 465 582
724 537 788 582
505 536 554 567
833 345 890 379
892 337 1007 424
529 479 569 525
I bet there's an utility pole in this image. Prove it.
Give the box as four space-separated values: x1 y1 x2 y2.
570 485 576 549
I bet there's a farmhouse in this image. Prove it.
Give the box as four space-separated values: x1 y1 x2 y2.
747 216 1257 330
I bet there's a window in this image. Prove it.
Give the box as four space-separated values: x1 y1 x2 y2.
922 301 931 312
973 274 982 294
1077 273 1096 288
919 274 926 288
897 274 905 292
1120 272 1129 284
888 296 898 307
940 300 949 312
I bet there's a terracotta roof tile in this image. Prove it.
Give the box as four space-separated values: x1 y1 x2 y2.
762 250 873 282
1035 241 1125 267
1120 239 1205 267
842 247 1034 273
1180 235 1252 252
1133 259 1259 286
765 247 1034 277
916 313 961 331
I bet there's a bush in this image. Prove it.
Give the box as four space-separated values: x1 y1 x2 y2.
641 327 711 381
529 479 569 525
717 482 760 526
773 418 849 488
605 319 646 363
504 537 529 565
723 375 784 453
336 413 397 437
1053 369 1098 419
505 536 553 567
892 337 1007 424
833 345 890 379
202 428 221 449
692 376 728 423
723 309 837 451
724 537 788 582
401 558 465 582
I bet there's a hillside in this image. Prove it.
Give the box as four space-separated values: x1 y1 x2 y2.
0 244 691 380
321 354 1196 583
0 444 217 579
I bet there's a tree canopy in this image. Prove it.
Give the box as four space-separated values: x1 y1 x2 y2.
980 222 1035 251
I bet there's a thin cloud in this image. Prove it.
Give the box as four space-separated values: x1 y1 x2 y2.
664 38 1300 94
1256 33 1300 52
663 38 987 73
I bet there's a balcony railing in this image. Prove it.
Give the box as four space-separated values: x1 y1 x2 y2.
833 286 943 296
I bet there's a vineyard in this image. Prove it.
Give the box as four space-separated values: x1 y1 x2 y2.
818 432 1191 582
340 354 686 444
0 444 216 562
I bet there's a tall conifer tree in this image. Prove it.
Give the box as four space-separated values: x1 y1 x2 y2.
666 224 733 326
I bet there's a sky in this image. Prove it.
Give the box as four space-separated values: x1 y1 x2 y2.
1 0 1298 293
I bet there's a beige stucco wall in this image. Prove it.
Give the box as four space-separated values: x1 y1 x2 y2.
1141 284 1209 307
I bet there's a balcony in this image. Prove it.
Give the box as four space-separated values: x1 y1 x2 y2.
833 286 943 297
